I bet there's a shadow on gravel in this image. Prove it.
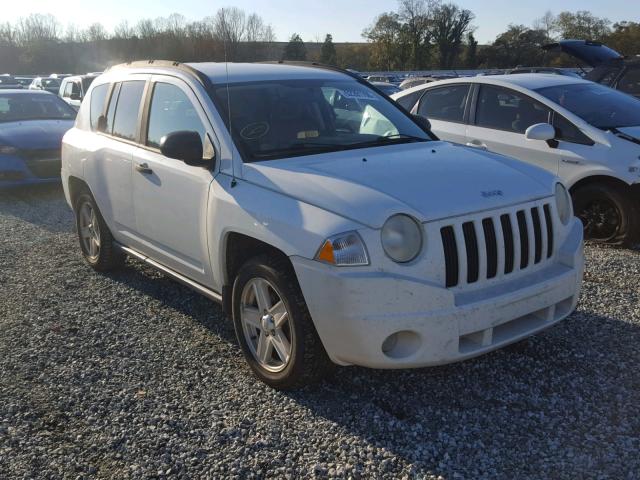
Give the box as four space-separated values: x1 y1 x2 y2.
100 256 640 476
0 183 73 234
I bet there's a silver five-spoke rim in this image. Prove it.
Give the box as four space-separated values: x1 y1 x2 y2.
79 202 101 261
240 278 292 373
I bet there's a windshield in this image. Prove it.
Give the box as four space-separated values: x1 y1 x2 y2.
535 82 640 129
213 78 430 162
42 78 61 88
0 93 76 122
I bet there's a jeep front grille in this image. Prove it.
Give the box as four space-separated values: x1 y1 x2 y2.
440 201 555 288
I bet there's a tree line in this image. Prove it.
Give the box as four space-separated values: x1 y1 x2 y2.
1 3 639 74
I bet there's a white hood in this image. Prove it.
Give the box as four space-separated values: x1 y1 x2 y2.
242 141 555 229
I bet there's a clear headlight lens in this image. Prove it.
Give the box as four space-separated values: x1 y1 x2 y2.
381 214 423 263
0 145 17 155
555 183 572 225
315 231 369 266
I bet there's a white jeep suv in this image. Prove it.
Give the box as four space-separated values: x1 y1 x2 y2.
61 61 584 389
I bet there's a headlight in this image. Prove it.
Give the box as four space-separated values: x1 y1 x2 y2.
0 146 17 155
555 183 572 225
381 214 423 263
315 231 369 266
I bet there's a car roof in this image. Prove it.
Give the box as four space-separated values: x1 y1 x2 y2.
187 62 351 84
397 73 587 97
0 89 54 95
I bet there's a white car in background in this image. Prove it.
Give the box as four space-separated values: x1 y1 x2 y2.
393 74 640 245
62 62 583 389
59 74 99 110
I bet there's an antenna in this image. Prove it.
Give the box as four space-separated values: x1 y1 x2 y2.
223 23 237 188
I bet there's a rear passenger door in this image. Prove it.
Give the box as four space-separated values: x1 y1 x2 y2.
130 76 216 285
414 84 470 145
86 79 147 244
466 85 559 175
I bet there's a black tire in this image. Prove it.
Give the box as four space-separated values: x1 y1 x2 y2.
74 191 125 271
231 254 335 389
573 183 637 246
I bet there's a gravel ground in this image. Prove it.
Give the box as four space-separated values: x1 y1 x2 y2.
0 184 639 480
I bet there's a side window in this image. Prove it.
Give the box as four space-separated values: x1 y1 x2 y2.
417 85 470 123
112 80 145 141
90 83 109 131
395 90 422 112
71 82 81 96
553 114 594 145
63 82 73 98
618 69 640 96
475 85 550 134
146 82 207 149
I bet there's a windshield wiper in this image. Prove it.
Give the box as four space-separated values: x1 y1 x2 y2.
252 143 349 159
346 134 428 149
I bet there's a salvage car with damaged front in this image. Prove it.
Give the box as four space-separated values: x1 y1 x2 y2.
61 61 584 389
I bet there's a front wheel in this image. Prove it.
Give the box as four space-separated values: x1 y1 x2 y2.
573 184 636 246
74 192 124 271
231 255 334 389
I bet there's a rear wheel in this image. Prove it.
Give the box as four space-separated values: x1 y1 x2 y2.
231 255 334 389
74 192 124 271
573 183 636 245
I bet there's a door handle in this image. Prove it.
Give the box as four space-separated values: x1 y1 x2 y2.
466 140 488 150
135 163 153 174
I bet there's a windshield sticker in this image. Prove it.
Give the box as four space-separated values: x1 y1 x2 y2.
240 122 270 140
297 130 319 139
338 88 378 101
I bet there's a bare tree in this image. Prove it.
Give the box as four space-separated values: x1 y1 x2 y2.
398 0 437 69
113 21 135 40
214 7 246 59
533 10 556 41
15 14 60 45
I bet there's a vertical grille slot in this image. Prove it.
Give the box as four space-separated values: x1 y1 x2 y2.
516 211 529 269
531 207 543 264
441 226 459 288
500 214 514 274
543 204 554 258
462 222 479 283
482 218 498 279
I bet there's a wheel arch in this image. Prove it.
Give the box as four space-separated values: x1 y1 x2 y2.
221 231 295 314
67 175 92 207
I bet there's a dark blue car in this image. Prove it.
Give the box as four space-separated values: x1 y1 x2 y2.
0 90 76 187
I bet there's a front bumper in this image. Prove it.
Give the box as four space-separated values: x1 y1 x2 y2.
292 218 584 368
0 153 60 188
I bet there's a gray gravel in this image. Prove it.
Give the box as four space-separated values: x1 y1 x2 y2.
1 185 639 480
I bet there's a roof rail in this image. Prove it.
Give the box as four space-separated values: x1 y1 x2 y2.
260 60 363 81
106 60 213 89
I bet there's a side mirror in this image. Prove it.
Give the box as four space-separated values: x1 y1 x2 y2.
160 131 206 166
412 114 431 131
525 123 558 148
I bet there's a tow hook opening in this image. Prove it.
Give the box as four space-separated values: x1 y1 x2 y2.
381 331 421 359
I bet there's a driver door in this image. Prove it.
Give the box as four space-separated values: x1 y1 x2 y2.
130 76 216 286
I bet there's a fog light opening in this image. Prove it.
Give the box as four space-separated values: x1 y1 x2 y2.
381 331 421 359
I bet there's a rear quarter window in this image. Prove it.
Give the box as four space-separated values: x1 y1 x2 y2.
90 83 109 131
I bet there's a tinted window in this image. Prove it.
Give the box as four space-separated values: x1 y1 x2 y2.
418 85 470 123
618 68 640 96
213 79 430 162
476 85 550 133
536 82 640 129
553 114 593 145
112 81 145 141
147 83 206 149
63 82 73 97
90 83 109 131
395 91 422 111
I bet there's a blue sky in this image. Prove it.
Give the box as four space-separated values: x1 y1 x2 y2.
4 0 635 44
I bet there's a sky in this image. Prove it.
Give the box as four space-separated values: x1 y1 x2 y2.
3 0 635 44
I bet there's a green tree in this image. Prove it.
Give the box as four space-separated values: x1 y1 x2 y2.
480 25 547 68
282 33 306 61
605 21 640 56
554 11 611 41
464 31 478 68
320 34 337 65
362 12 408 70
431 3 474 69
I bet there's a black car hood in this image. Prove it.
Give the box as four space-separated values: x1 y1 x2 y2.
542 40 624 67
